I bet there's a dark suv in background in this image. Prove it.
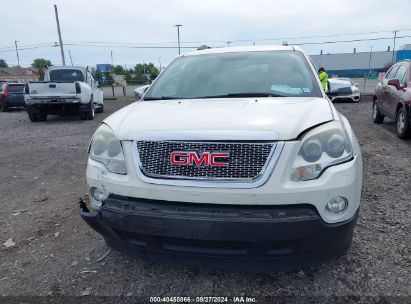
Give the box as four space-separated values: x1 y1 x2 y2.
373 60 411 139
0 83 26 112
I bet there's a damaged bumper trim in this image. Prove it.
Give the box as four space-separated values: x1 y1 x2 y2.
79 196 358 271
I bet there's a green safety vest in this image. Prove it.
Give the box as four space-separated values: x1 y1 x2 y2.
319 71 328 91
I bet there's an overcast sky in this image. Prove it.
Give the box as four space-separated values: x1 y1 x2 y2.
1 0 411 69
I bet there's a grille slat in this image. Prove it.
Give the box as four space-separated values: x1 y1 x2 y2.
136 141 275 181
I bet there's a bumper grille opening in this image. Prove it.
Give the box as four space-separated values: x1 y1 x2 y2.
113 230 297 257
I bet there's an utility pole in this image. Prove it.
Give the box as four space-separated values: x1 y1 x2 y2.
392 30 398 64
174 24 182 55
319 49 323 68
364 46 373 93
110 51 113 67
159 57 162 72
54 4 65 65
14 40 20 67
68 50 73 65
227 41 231 47
368 46 373 74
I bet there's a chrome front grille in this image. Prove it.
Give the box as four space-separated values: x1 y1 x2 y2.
136 141 275 181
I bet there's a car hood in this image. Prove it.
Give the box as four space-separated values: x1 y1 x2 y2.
104 97 334 141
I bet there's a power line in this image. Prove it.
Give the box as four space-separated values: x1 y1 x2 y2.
229 28 411 44
0 44 57 53
1 28 411 51
0 42 55 51
64 28 411 45
65 43 203 49
293 35 411 46
65 35 411 49
0 31 410 55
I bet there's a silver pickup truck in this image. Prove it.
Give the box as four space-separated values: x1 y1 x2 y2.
24 66 104 122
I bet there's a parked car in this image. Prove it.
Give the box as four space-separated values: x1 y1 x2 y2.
1 83 26 112
24 66 104 122
80 45 363 271
373 60 411 138
133 84 150 99
327 78 361 102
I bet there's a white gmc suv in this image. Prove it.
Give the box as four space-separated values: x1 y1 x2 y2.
80 46 363 271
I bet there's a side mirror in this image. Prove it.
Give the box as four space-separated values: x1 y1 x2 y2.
134 85 150 99
354 83 359 87
387 79 401 90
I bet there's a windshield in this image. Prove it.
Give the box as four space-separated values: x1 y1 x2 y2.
145 50 322 100
49 69 84 82
7 84 24 93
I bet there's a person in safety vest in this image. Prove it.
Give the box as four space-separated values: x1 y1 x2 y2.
318 67 329 92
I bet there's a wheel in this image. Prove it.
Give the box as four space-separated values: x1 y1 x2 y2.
28 113 39 122
396 107 410 139
372 101 384 124
1 100 8 112
96 104 104 113
80 100 95 120
37 111 47 122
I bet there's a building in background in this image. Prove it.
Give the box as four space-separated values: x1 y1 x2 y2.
96 64 112 73
397 44 411 61
310 44 411 77
0 67 39 82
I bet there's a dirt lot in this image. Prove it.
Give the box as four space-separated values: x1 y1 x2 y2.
0 96 410 302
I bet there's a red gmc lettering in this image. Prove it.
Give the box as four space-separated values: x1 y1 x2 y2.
189 152 210 166
210 153 230 167
170 151 188 165
170 151 229 167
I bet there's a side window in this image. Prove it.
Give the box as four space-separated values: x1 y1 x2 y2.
394 65 407 85
385 65 399 79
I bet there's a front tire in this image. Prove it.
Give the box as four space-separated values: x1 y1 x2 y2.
97 104 104 113
37 111 47 121
1 100 8 112
372 101 384 124
396 107 410 139
28 113 39 122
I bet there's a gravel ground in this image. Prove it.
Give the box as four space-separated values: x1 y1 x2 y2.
0 96 410 302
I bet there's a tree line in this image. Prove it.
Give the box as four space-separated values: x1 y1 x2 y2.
0 58 159 85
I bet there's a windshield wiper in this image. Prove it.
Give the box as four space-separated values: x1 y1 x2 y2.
143 96 187 100
193 92 286 99
143 92 286 100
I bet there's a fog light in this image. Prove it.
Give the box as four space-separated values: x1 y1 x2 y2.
326 197 348 214
89 187 106 209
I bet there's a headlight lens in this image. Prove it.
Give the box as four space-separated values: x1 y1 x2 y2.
326 134 346 158
291 121 352 181
89 124 127 174
301 139 322 162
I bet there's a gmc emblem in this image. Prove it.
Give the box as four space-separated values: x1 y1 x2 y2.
170 151 230 167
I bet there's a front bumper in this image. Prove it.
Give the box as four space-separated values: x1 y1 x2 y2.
80 195 358 271
4 99 25 107
330 93 360 102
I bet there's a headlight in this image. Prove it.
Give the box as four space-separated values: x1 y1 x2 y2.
89 124 127 174
290 121 352 181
